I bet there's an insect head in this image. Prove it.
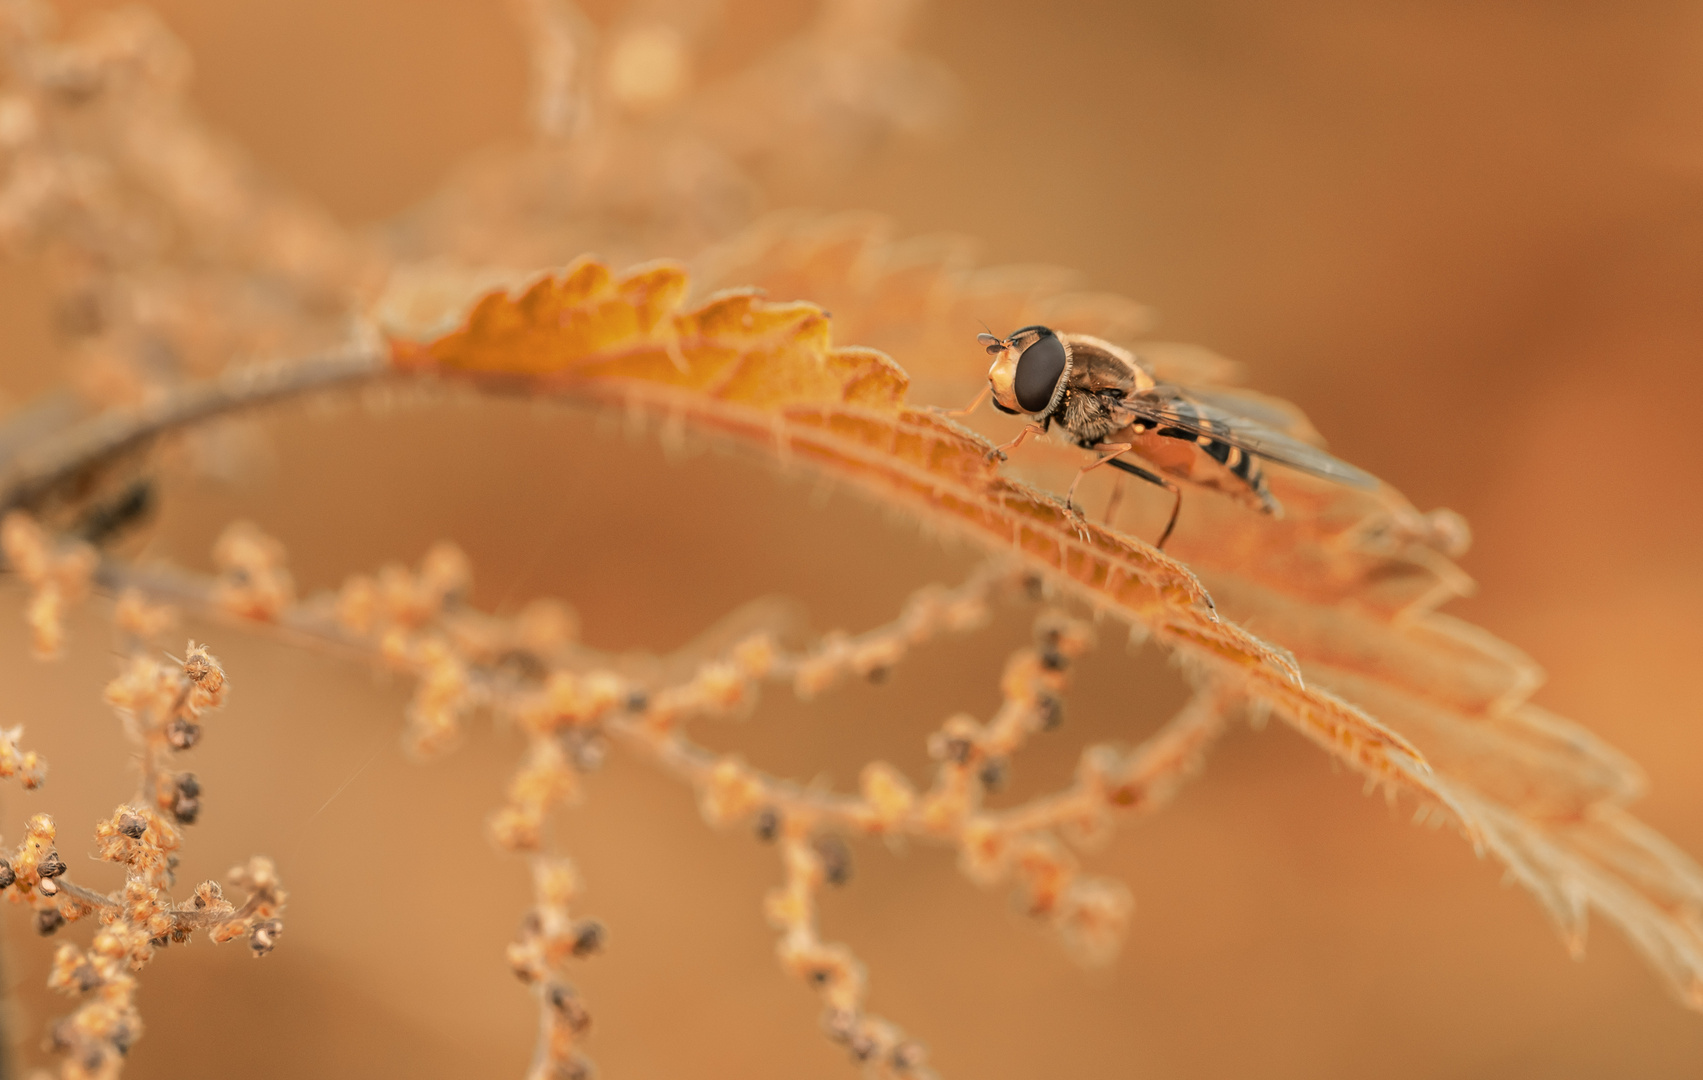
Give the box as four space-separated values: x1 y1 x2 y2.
976 325 1071 418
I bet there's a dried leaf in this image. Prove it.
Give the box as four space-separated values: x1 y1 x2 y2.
388 257 1455 817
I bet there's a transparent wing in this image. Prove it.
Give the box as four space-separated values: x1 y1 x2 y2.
1124 389 1379 489
1178 386 1323 443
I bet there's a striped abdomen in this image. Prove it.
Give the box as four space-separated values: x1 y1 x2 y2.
1127 398 1277 513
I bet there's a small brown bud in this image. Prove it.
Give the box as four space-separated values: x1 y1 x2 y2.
35 907 64 935
563 730 607 773
250 917 283 956
555 1053 595 1080
822 1008 857 1043
117 812 147 839
814 834 853 887
0 858 15 889
892 1040 928 1072
978 758 1009 791
928 733 974 764
183 643 225 691
570 919 607 957
545 982 591 1032
495 649 548 681
170 773 201 824
166 718 202 750
1036 694 1063 731
753 806 781 843
71 962 100 993
38 849 67 878
847 1031 879 1062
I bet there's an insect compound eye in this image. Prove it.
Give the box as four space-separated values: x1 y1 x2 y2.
1013 332 1067 413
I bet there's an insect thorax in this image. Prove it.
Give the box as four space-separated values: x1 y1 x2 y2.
1058 387 1125 447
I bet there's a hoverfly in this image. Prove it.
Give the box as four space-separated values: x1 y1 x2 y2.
954 326 1378 548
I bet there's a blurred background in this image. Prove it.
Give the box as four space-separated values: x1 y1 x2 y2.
2 0 1702 1076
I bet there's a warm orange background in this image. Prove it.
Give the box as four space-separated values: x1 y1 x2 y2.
2 1 1702 1077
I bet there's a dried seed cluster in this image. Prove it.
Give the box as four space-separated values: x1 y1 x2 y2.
212 521 296 622
162 523 1253 1077
0 632 286 1079
104 640 226 824
507 859 606 1080
0 721 47 789
2 511 97 658
104 523 1188 1077
112 588 177 645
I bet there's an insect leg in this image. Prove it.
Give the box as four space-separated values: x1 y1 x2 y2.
987 422 1047 462
1105 457 1184 550
1103 475 1126 530
1064 442 1134 507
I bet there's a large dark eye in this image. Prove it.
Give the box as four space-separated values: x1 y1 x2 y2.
1013 333 1067 413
